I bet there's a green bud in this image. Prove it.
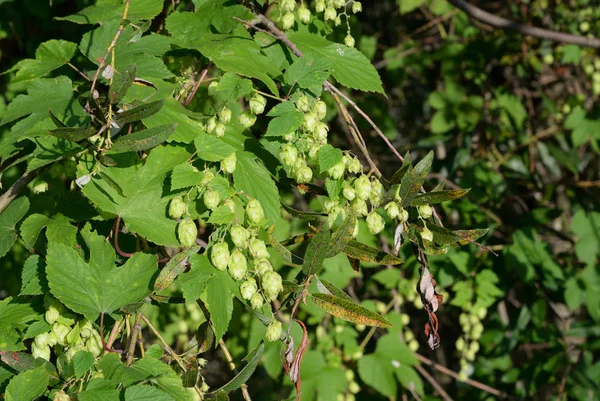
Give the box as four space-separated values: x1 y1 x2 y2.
324 198 338 213
224 198 236 213
34 333 49 347
246 199 265 224
350 198 368 216
53 390 71 401
208 81 219 96
221 152 237 174
45 306 60 324
214 122 226 137
349 381 360 394
334 16 342 26
400 208 409 223
46 332 58 346
265 320 282 342
249 94 267 115
314 122 328 143
298 5 311 24
32 178 49 194
86 334 102 357
250 292 264 309
281 0 295 12
384 202 400 219
313 100 327 120
354 175 372 200
421 226 433 242
333 0 345 7
327 206 346 228
219 106 232 123
401 313 410 325
366 211 384 234
203 189 220 210
249 239 270 259
352 1 362 13
464 349 476 361
408 339 419 352
327 161 345 180
228 250 248 281
240 277 258 300
169 196 186 219
469 341 480 354
178 219 198 248
262 271 283 300
79 320 93 339
476 307 487 320
230 225 250 249
282 12 295 30
279 143 298 166
344 34 355 48
296 95 310 112
370 178 384 206
200 170 215 187
471 322 484 340
32 342 51 361
456 337 466 352
324 6 337 21
296 166 313 184
343 184 356 201
210 241 230 271
206 117 217 133
419 205 433 219
238 110 257 128
303 112 318 132
346 157 362 174
254 258 273 276
315 0 325 12
53 323 70 346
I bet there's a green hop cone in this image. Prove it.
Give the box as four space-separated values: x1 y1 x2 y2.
370 178 384 206
52 323 70 346
298 5 311 23
79 320 93 339
384 202 400 219
219 106 232 123
45 306 60 324
315 0 325 12
265 320 282 342
178 218 198 248
344 34 355 48
302 112 318 132
400 208 409 222
366 211 385 234
32 178 49 194
280 0 295 12
169 196 186 219
200 170 215 187
343 184 356 201
203 189 220 210
238 110 257 128
314 122 328 143
228 250 248 281
214 122 226 138
246 199 265 224
282 12 295 29
324 6 337 21
279 143 298 166
327 161 345 180
221 152 237 174
208 81 219 96
350 198 368 216
419 204 433 219
46 332 58 346
230 225 250 249
296 95 310 112
421 226 433 242
250 292 264 309
313 100 327 120
249 94 267 115
210 241 230 271
34 333 49 347
328 206 346 228
352 1 362 13
346 156 362 174
261 271 283 300
249 239 270 259
296 166 313 184
206 117 217 133
53 391 71 401
32 342 51 361
240 277 258 300
254 258 273 276
354 175 372 200
224 198 236 214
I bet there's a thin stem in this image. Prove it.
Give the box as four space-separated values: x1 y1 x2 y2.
219 338 252 401
0 170 36 214
114 215 134 258
414 364 453 401
67 62 91 81
126 314 142 366
139 313 186 371
253 88 285 102
183 65 211 106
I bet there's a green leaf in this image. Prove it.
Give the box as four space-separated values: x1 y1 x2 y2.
343 240 404 265
430 110 455 134
398 151 433 208
302 224 331 276
57 0 164 24
410 189 470 206
143 98 206 144
315 277 354 303
214 343 264 393
115 100 165 125
125 385 174 401
110 124 175 154
572 209 600 266
208 205 235 225
284 56 331 91
194 134 235 161
0 197 29 258
267 225 303 266
561 44 582 64
1 76 83 126
287 32 385 94
565 106 600 146
318 144 343 173
154 247 201 292
358 354 396 398
109 64 138 104
171 163 204 191
82 146 192 247
3 40 77 84
46 225 158 320
327 212 357 257
216 73 254 99
398 0 424 14
4 365 49 401
73 350 95 379
233 152 280 224
389 152 412 185
266 102 303 137
78 389 121 401
20 255 46 296
310 293 391 327
178 254 215 303
206 274 234 343
0 298 38 351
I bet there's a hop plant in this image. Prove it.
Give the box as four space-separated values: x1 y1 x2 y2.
250 292 264 309
203 189 220 210
169 196 186 219
298 5 311 24
249 94 267 115
211 241 230 271
366 211 385 234
178 218 198 247
419 204 433 219
421 225 433 242
352 1 362 13
354 175 372 200
238 110 257 128
249 238 270 259
45 306 60 324
265 320 282 342
240 277 258 300
228 250 248 280
344 34 356 48
214 122 226 137
219 106 232 123
254 258 273 276
384 201 400 219
282 12 295 30
262 270 283 300
231 225 250 249
246 199 265 224
221 152 237 174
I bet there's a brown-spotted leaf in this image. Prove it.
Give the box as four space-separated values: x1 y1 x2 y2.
398 151 433 207
451 228 489 246
154 246 200 291
48 126 94 142
114 99 164 124
343 240 404 265
109 124 175 154
302 223 330 276
310 293 392 328
281 202 326 220
315 277 355 303
327 210 357 257
389 151 412 185
268 225 303 266
410 189 470 207
109 64 137 104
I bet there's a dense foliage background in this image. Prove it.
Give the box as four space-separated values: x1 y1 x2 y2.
1 1 599 400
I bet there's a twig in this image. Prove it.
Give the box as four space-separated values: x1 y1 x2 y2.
448 0 600 48
415 353 512 399
105 318 125 351
183 65 211 106
114 215 134 258
0 170 36 214
126 314 142 366
139 313 187 371
88 0 131 104
67 62 91 81
414 364 453 401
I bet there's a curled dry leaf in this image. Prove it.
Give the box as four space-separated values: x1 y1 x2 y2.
417 264 444 350
281 319 309 401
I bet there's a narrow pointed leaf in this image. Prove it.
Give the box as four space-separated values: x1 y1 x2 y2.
315 277 354 303
452 228 489 246
343 241 404 265
310 293 391 327
154 246 200 291
213 343 264 394
302 224 331 276
109 124 175 153
389 151 412 184
398 151 433 207
109 64 137 104
47 126 93 142
327 211 357 257
114 99 164 124
410 189 470 206
268 225 303 266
